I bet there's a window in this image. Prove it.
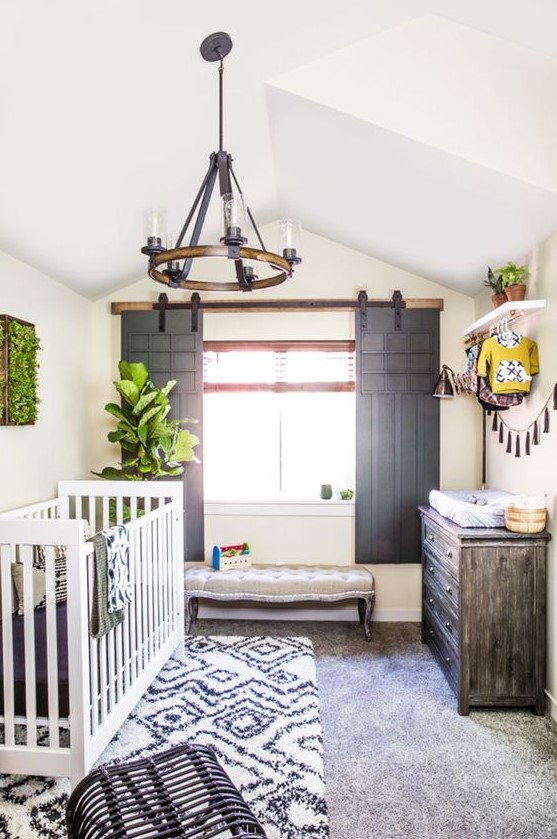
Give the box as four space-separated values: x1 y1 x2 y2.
203 342 355 500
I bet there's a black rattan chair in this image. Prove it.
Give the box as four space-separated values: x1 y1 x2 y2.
66 742 268 838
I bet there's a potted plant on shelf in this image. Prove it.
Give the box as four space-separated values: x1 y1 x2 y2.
496 261 529 302
483 267 506 308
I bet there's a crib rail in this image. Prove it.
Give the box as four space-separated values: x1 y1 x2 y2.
0 496 62 521
0 481 184 786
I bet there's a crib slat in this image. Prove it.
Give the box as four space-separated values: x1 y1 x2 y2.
102 497 109 530
45 553 60 749
158 516 165 643
22 547 38 747
153 518 160 651
98 635 108 724
165 514 172 627
107 630 116 712
87 496 95 534
146 523 154 659
115 623 124 704
121 532 132 695
132 528 141 684
88 555 100 736
1 546 16 747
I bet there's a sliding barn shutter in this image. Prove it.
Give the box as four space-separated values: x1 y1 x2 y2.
355 305 440 564
121 309 205 562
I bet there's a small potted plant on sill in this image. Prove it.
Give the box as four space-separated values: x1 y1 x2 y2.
483 266 506 308
496 261 529 302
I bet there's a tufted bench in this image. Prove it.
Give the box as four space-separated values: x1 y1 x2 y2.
184 564 375 641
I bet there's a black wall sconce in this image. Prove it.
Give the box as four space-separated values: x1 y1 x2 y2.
432 365 457 398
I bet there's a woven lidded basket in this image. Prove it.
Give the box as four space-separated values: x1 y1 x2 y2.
505 505 547 534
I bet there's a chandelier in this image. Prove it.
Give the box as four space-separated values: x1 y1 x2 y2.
141 31 302 293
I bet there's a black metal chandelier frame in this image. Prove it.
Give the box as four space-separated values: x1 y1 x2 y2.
141 31 301 293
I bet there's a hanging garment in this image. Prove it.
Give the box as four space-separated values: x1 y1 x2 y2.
465 343 523 409
477 332 539 394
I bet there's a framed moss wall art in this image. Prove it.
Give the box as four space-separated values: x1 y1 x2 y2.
0 315 41 425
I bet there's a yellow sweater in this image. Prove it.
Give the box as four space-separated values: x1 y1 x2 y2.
477 334 539 394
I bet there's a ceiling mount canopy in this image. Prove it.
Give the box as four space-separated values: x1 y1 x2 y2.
141 31 302 293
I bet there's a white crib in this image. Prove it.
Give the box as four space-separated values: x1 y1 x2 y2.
0 480 184 787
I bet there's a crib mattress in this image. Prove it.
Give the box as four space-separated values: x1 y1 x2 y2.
428 489 514 528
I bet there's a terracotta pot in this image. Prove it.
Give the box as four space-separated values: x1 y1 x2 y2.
504 283 527 302
491 293 507 308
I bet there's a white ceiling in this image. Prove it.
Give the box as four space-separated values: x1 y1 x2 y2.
1 1 557 299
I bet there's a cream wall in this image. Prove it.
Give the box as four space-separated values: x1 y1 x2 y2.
482 236 557 719
0 250 91 511
91 226 479 620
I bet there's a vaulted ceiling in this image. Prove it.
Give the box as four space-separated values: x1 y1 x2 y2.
1 1 557 299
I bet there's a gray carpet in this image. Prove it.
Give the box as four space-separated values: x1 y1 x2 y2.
192 619 557 839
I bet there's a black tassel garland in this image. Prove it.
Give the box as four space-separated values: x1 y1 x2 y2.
526 431 531 455
492 413 498 432
533 422 539 445
515 435 521 457
506 431 512 453
499 423 504 444
544 407 550 433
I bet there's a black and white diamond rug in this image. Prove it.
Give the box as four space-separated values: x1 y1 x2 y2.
0 635 328 838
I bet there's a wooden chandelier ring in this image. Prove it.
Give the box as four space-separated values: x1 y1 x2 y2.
149 245 292 291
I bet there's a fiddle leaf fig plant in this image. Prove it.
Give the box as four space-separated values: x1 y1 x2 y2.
93 360 200 481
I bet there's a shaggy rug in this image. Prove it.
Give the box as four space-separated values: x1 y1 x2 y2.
0 635 328 838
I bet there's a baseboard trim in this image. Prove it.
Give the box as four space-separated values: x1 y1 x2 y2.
546 689 557 722
374 609 422 622
197 603 421 623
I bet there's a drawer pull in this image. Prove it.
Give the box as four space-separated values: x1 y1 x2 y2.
445 621 453 632
446 586 453 595
446 549 452 558
428 566 435 574
429 629 435 638
428 598 435 607
428 535 435 542
445 657 452 667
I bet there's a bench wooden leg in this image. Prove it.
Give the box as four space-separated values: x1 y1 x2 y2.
185 596 199 633
358 595 375 642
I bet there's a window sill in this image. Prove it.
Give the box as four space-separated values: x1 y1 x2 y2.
204 499 355 517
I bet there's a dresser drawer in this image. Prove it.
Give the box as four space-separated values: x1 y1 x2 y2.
423 611 458 690
423 543 459 596
423 519 460 576
423 581 459 647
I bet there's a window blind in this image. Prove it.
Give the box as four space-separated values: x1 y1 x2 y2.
203 341 355 392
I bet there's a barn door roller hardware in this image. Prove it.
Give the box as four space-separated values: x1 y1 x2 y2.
157 292 201 333
357 290 406 330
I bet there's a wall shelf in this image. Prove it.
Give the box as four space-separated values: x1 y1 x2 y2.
462 299 546 344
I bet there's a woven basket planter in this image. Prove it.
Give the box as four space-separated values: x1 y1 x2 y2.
505 505 546 534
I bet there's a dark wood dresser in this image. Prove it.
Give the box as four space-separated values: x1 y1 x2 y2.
418 505 551 715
